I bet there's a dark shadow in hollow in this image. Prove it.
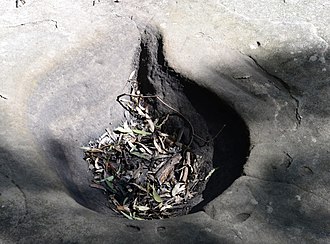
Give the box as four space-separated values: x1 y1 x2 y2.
136 28 251 212
184 82 250 212
46 138 116 215
47 139 87 207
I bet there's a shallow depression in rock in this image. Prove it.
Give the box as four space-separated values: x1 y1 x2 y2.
80 28 251 218
137 28 251 213
27 27 250 219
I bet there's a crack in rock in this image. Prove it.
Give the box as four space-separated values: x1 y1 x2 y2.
0 94 8 100
0 172 28 228
247 55 302 128
7 19 58 29
245 175 330 204
231 229 243 240
16 0 26 8
10 178 28 227
283 151 293 169
92 0 101 6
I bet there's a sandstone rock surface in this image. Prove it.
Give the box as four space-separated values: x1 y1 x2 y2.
1 0 329 243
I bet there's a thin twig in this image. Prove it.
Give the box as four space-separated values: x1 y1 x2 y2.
84 89 210 219
193 124 226 144
117 93 225 147
117 93 195 147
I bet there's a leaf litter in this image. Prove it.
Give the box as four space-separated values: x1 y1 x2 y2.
82 71 218 220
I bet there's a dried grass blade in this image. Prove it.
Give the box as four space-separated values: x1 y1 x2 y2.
153 137 166 154
135 142 153 155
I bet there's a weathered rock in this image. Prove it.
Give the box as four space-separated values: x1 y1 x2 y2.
1 0 330 243
156 1 330 242
204 176 330 243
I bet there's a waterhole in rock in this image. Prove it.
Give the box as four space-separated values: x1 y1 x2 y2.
81 28 250 219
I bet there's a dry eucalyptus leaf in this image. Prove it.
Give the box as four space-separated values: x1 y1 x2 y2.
152 186 163 203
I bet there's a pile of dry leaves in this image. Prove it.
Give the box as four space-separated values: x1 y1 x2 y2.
82 73 215 220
